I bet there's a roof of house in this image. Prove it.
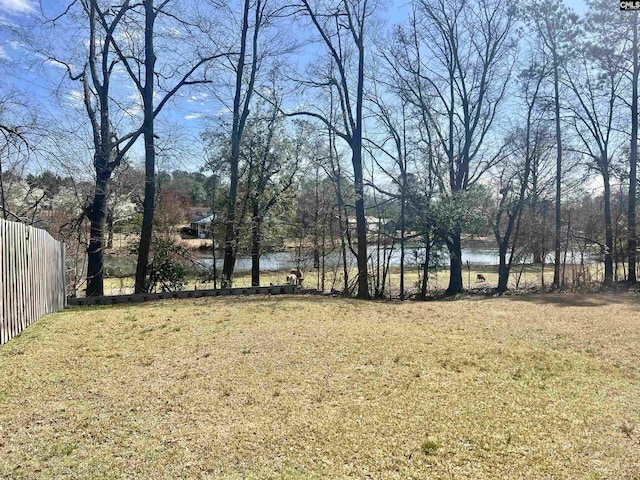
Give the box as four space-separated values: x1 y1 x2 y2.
192 215 214 224
348 216 393 224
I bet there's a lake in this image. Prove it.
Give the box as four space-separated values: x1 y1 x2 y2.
192 246 509 272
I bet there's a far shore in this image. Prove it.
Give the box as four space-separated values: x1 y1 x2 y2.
177 235 499 253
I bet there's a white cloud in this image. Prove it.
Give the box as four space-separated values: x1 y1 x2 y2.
124 105 143 117
186 92 210 105
66 89 84 106
184 113 206 120
0 45 8 59
160 27 182 39
44 58 68 70
0 0 35 16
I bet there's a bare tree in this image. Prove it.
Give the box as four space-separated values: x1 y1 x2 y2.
391 0 517 293
563 12 625 286
104 0 228 293
219 0 269 287
523 0 580 288
287 0 375 299
0 98 32 222
324 116 353 295
365 86 412 299
42 0 146 296
626 10 640 284
494 62 545 292
242 94 302 286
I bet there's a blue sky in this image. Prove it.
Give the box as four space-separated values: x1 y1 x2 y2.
567 0 588 14
0 0 595 174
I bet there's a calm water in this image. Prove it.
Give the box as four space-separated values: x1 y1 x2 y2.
193 246 508 273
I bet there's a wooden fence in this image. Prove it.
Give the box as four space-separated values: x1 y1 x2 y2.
0 218 66 345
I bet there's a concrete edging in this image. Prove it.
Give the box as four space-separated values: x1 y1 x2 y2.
67 285 322 307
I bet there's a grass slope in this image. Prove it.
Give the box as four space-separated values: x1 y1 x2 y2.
1 295 639 479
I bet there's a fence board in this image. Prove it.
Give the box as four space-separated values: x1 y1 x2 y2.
0 219 66 345
0 220 4 345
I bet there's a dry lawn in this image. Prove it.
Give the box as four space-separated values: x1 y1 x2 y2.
1 294 639 479
102 263 605 297
103 270 295 296
101 266 502 296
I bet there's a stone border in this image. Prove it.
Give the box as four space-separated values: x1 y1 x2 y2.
67 285 324 307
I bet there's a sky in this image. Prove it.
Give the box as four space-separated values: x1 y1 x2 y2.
0 0 33 17
0 0 32 57
0 0 593 80
0 0 599 176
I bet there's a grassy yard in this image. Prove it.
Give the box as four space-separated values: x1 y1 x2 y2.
102 263 601 297
1 295 639 479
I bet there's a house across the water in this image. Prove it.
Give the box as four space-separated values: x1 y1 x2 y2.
190 214 214 239
347 216 396 234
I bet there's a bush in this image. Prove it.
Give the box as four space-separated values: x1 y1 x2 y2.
131 236 188 292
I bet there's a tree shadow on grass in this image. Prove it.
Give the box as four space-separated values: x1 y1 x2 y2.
216 290 639 310
250 290 625 310
499 292 640 309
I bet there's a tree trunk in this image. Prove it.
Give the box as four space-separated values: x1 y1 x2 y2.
134 0 157 294
134 127 155 294
531 172 543 264
333 161 349 294
352 26 369 300
629 12 638 285
211 232 218 290
106 210 114 249
314 166 320 290
375 219 381 298
380 240 394 298
222 132 240 287
86 168 109 296
251 204 261 287
541 203 548 287
533 250 543 265
222 0 252 288
0 155 6 220
497 242 510 292
210 176 218 289
400 183 406 301
321 206 326 291
495 218 513 293
446 232 463 294
352 139 370 299
340 221 349 294
420 240 431 300
494 171 531 293
561 208 571 286
603 171 614 285
552 54 563 287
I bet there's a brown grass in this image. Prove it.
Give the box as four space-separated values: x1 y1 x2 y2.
102 262 607 297
103 269 295 295
1 294 639 479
